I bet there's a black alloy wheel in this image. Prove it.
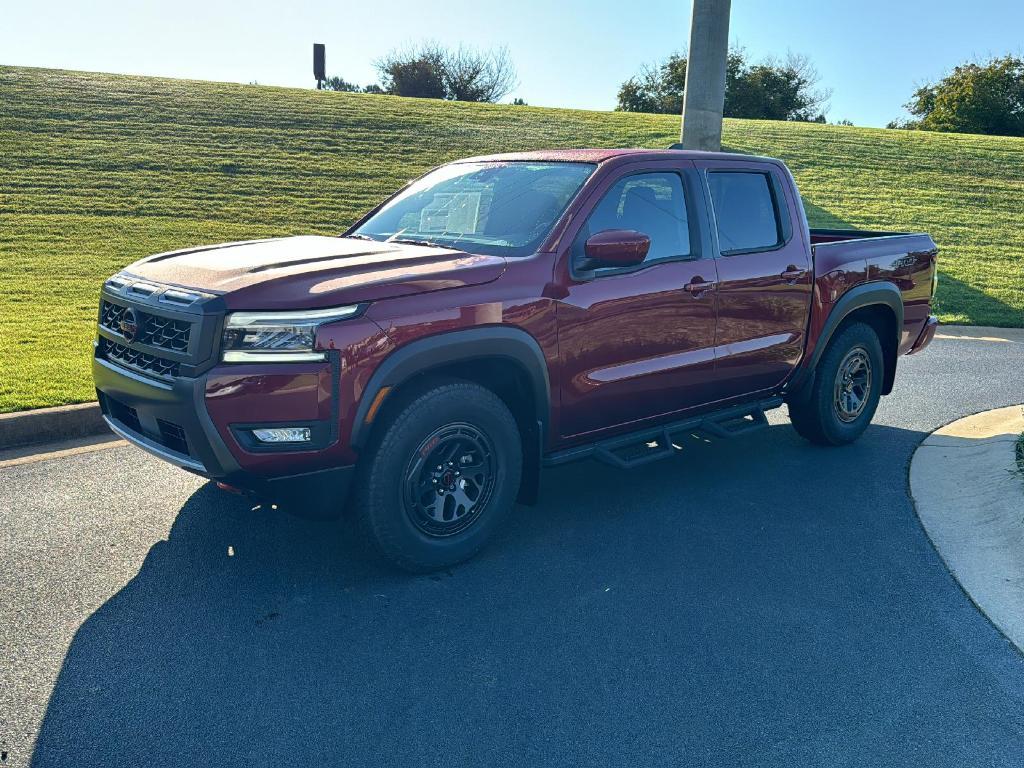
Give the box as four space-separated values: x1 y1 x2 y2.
404 423 496 537
832 346 872 423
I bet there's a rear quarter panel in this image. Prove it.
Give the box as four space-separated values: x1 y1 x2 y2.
806 234 937 366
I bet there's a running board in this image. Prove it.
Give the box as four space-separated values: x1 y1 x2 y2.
545 397 784 470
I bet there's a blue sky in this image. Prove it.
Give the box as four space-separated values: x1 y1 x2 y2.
3 0 1022 127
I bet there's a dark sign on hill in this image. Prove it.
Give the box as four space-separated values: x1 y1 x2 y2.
313 43 325 88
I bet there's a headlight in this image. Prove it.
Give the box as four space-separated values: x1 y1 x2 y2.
221 305 363 363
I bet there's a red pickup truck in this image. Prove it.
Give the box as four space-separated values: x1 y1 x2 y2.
94 148 938 570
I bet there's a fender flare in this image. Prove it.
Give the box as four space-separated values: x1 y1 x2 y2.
788 281 903 398
349 326 551 449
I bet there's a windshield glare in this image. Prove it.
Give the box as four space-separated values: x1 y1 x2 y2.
351 161 595 257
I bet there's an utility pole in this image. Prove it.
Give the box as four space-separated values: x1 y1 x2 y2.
680 0 731 150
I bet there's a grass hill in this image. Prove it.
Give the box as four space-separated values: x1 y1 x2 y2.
1 65 1021 412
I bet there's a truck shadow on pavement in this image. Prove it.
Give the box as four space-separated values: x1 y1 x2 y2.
29 421 1024 766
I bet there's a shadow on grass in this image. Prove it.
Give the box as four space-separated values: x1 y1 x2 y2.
932 274 1022 328
802 200 852 229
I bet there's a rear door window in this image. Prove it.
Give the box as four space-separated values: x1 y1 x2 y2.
707 172 783 254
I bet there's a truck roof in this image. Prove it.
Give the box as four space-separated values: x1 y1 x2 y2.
457 148 780 165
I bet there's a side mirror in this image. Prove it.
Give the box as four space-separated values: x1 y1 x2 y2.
584 229 650 269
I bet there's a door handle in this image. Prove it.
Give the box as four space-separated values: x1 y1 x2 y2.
684 278 717 296
781 266 807 283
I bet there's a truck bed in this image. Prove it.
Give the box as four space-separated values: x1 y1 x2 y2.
806 227 939 359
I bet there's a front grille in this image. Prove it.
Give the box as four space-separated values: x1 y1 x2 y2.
100 300 125 330
139 314 191 352
99 338 180 379
100 300 192 353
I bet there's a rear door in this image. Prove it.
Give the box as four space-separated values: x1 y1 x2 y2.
554 160 719 438
694 159 812 399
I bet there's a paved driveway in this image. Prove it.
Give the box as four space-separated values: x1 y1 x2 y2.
2 330 1023 767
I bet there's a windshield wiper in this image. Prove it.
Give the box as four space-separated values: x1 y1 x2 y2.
388 237 443 248
345 233 376 241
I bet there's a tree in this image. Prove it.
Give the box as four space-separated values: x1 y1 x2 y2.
322 76 362 93
376 43 447 99
727 53 828 122
616 54 687 114
443 45 517 102
320 76 386 94
896 55 1024 136
616 47 829 122
375 42 517 102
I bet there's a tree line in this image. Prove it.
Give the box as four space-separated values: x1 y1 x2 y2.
323 42 519 104
326 43 1024 138
615 46 830 122
890 55 1024 137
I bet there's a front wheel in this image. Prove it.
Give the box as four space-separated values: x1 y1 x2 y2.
353 380 522 572
788 322 884 446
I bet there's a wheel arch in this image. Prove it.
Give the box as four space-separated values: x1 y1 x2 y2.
350 327 550 504
790 282 903 400
842 303 899 395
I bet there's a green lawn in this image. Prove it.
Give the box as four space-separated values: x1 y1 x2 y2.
1 65 1021 412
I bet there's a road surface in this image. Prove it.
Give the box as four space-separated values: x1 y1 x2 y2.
2 328 1023 767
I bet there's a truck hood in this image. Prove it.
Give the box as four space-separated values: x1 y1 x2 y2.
123 235 507 310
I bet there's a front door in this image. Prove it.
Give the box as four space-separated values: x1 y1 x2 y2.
555 162 719 439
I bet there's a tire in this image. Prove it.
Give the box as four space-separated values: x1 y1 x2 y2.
353 380 522 572
788 322 884 446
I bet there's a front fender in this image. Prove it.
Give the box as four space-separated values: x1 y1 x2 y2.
349 326 551 450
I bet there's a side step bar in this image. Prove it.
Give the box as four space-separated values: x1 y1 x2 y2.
545 397 784 470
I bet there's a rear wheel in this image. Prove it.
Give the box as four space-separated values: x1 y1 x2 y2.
353 380 522 572
788 322 884 446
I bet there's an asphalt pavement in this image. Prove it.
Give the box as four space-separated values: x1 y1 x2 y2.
2 329 1023 767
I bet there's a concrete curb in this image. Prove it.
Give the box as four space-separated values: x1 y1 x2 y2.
910 405 1024 652
0 402 109 450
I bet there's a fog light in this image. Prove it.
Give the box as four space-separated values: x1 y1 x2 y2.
251 427 311 444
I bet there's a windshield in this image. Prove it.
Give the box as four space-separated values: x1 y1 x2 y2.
350 161 595 257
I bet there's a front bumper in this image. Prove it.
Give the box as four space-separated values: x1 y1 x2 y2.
94 355 239 476
94 356 354 506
